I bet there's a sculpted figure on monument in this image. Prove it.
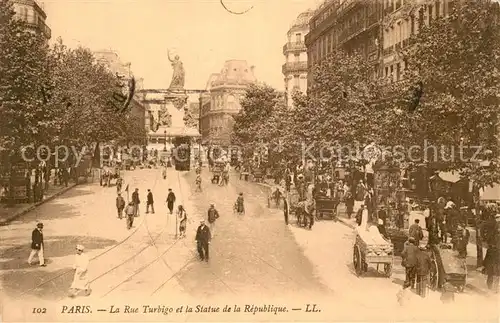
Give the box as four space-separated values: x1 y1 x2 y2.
167 49 185 90
158 108 172 127
183 109 198 129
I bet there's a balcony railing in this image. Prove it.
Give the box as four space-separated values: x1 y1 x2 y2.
16 14 51 39
282 42 307 54
338 17 379 45
282 61 308 74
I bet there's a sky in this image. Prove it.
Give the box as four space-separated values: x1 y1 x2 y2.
41 0 323 91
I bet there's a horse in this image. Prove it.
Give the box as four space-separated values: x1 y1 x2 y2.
295 201 314 230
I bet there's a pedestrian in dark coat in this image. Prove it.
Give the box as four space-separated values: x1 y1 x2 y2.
195 220 211 261
28 223 46 266
483 245 499 293
415 247 432 297
146 189 155 214
166 189 176 215
401 237 419 289
355 204 364 226
131 188 140 216
455 224 470 258
116 193 126 219
409 219 424 246
427 217 440 246
345 190 354 219
207 203 219 236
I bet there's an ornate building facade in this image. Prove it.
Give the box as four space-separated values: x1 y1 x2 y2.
306 0 459 85
381 0 455 83
11 0 51 40
200 60 256 146
282 9 314 108
305 0 383 86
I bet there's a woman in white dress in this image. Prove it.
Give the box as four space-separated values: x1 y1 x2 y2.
69 245 91 297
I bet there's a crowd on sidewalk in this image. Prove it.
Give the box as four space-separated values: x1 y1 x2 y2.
239 158 500 299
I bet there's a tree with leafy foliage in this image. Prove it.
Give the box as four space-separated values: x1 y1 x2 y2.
47 40 144 148
380 0 500 187
0 0 53 158
232 84 285 158
292 50 385 159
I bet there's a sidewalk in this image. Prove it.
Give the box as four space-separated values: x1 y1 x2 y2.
334 205 492 296
0 183 77 226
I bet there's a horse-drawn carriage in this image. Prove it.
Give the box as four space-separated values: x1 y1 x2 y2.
100 166 121 186
284 191 314 229
315 196 338 220
211 161 225 184
352 226 394 277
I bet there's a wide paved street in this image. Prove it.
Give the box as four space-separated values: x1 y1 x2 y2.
1 168 498 322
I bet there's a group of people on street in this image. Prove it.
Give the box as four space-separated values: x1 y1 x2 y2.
401 237 432 298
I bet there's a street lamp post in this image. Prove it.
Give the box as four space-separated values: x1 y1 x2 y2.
163 130 167 151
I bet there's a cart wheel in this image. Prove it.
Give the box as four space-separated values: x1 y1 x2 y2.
384 263 392 277
353 245 363 276
429 253 439 290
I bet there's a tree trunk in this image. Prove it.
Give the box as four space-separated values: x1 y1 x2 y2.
474 187 483 267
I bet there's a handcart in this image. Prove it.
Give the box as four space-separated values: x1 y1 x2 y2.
428 244 467 292
353 226 394 277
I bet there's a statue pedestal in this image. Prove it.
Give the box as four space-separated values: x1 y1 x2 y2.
164 91 188 128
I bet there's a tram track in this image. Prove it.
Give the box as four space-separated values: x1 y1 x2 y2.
17 167 170 300
171 172 331 298
100 170 193 297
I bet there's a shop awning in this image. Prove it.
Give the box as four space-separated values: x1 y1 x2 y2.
437 171 462 183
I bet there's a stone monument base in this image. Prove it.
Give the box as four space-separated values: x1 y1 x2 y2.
164 90 188 128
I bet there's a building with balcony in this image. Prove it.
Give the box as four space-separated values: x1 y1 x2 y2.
11 0 51 40
93 50 148 139
199 60 256 146
282 9 314 107
381 0 456 83
305 0 383 86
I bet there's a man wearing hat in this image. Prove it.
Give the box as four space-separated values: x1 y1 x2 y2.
409 219 424 246
207 203 219 236
166 188 176 215
195 220 211 261
401 237 419 289
28 223 45 266
116 192 126 219
69 245 91 297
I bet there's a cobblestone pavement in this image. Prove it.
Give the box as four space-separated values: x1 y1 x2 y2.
173 170 331 302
